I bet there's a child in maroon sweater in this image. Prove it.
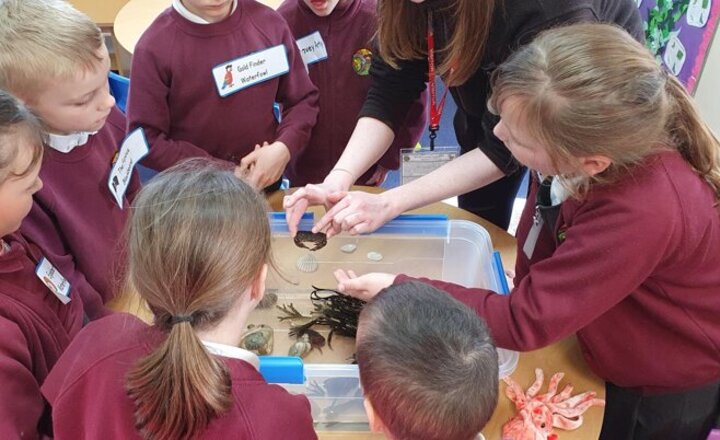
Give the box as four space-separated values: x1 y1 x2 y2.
0 0 141 318
278 0 427 186
0 91 85 439
128 0 319 190
357 281 499 440
335 24 720 439
43 160 316 440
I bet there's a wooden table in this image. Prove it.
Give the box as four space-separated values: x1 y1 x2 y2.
114 0 284 55
68 0 129 28
110 187 605 440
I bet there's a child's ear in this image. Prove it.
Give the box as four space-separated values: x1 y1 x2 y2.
363 398 387 435
578 155 612 177
250 264 268 301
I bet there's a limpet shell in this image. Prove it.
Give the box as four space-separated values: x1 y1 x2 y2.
296 253 319 273
340 243 357 253
366 251 383 262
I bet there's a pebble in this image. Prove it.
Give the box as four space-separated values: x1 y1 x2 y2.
366 251 383 262
340 243 357 253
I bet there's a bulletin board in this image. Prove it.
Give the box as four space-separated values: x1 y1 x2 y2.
639 0 720 93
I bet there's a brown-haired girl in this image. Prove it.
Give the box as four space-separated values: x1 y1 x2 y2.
42 159 317 440
335 23 720 439
285 0 643 234
0 90 86 438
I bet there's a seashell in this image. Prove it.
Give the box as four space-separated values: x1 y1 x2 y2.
239 324 273 355
258 289 278 309
296 253 319 273
340 243 357 253
366 251 383 262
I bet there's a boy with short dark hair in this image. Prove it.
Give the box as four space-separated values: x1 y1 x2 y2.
356 280 499 440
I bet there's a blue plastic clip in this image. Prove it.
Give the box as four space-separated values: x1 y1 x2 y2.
273 102 282 123
259 356 304 384
493 250 510 295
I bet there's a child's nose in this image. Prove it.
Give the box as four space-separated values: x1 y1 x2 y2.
100 91 116 111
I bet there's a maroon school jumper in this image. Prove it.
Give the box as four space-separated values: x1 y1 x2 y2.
20 107 138 318
398 151 720 394
42 313 317 440
278 0 427 186
128 0 319 171
0 234 84 439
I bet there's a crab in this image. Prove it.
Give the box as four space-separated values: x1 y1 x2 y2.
501 369 605 440
293 230 327 251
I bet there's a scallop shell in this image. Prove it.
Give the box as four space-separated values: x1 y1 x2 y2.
296 253 319 273
366 251 383 262
340 243 357 253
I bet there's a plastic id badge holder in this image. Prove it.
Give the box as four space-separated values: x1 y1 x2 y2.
400 145 460 185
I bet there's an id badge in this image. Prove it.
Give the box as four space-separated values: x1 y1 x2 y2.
108 128 149 209
212 45 290 98
400 145 460 185
35 257 71 304
295 31 328 68
522 207 543 260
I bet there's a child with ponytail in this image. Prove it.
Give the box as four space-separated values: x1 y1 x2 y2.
335 23 720 439
42 159 316 439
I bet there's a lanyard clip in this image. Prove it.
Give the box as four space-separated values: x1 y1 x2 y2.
429 127 438 151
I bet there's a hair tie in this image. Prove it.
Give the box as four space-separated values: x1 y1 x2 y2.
169 314 194 326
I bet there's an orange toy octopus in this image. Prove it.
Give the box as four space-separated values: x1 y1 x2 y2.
501 369 606 440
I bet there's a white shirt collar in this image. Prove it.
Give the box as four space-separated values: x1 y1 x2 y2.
46 131 97 153
0 240 9 256
202 340 260 370
172 0 238 24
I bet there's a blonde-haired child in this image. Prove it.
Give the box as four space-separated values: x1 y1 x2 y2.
0 90 86 438
42 159 316 440
0 0 141 318
336 23 720 439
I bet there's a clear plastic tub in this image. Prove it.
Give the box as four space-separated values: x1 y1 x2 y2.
261 215 518 425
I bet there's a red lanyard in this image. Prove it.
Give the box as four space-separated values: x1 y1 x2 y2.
427 11 449 151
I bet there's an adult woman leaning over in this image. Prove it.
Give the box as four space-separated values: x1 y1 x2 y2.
284 0 643 235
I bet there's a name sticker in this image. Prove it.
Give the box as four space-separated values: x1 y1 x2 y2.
296 31 328 67
400 146 460 185
108 128 149 209
35 257 71 304
212 45 290 98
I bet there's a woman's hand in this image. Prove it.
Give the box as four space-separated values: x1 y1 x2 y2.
334 269 396 302
313 190 401 238
283 180 347 237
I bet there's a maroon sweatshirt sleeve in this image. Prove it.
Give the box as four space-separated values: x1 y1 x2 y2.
395 191 675 351
0 317 45 440
127 38 234 172
273 27 319 156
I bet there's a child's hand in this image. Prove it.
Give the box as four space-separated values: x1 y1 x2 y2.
240 141 290 189
334 269 396 302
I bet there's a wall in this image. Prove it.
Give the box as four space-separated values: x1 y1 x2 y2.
695 33 720 133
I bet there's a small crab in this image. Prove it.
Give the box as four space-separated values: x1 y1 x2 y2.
289 334 313 358
239 324 274 355
288 328 326 358
293 230 327 251
501 369 605 440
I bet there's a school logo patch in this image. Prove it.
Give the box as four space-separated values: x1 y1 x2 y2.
352 48 372 76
